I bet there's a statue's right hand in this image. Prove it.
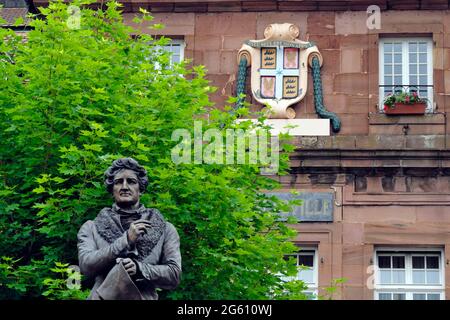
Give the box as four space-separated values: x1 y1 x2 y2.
127 220 152 246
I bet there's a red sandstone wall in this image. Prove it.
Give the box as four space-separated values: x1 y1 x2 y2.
124 10 450 139
122 10 450 300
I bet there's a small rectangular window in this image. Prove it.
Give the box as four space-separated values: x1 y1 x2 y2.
374 249 444 300
282 248 318 299
161 39 185 65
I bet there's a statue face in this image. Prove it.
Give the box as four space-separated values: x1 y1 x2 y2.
112 169 141 208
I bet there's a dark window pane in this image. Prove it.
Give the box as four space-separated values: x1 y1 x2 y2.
413 293 426 300
393 256 405 269
427 256 439 269
412 256 425 269
384 76 392 85
298 255 314 267
384 54 392 63
384 43 393 53
378 256 390 269
419 42 427 53
393 293 406 300
427 294 440 300
379 293 391 300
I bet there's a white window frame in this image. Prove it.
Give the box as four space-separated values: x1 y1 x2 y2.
283 247 318 299
161 38 185 65
373 247 445 300
299 249 319 299
379 37 434 113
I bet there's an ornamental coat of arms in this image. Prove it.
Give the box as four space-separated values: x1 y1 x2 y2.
238 23 323 119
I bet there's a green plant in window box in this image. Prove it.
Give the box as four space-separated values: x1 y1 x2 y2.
382 90 428 115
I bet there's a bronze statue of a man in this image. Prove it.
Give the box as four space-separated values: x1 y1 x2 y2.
77 158 181 300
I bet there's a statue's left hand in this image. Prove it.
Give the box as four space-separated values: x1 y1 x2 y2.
122 258 137 276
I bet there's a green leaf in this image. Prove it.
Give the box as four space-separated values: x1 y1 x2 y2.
32 186 46 194
13 16 24 27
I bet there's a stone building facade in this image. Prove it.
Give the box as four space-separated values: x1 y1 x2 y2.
32 0 450 300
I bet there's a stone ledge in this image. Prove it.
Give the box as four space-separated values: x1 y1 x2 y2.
289 149 450 170
293 135 447 150
369 112 446 125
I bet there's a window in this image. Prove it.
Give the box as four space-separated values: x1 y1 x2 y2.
374 249 445 300
283 248 318 299
379 38 433 112
160 39 185 65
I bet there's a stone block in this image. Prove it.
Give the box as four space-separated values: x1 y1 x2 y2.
356 135 406 149
123 13 195 36
296 136 334 149
345 205 417 223
220 50 238 74
202 50 220 74
277 2 317 11
343 223 364 244
309 35 340 50
193 35 222 51
242 1 277 11
405 135 445 149
444 70 450 94
335 11 368 35
174 3 207 12
195 13 257 37
370 124 445 135
416 205 450 222
223 35 255 50
342 265 364 286
307 12 335 35
338 114 369 135
381 10 444 26
362 49 369 73
334 73 368 95
434 69 445 94
321 49 341 74
338 34 371 49
207 1 241 12
434 47 444 70
341 48 363 73
435 94 445 112
342 245 365 265
444 34 450 48
368 113 446 125
332 136 356 149
148 3 174 13
256 12 308 39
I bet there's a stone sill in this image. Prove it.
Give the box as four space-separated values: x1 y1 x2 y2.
369 112 446 125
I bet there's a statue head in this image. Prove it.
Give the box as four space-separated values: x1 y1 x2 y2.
104 158 148 209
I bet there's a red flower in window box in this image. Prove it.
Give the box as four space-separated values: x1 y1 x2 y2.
383 90 427 115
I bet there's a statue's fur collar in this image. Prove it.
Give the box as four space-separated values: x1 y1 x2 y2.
94 205 166 261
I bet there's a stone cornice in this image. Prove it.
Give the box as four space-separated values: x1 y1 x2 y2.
31 0 450 12
289 149 450 175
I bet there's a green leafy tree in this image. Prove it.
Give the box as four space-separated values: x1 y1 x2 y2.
0 0 309 299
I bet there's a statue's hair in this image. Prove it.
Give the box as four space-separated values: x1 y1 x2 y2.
104 158 148 194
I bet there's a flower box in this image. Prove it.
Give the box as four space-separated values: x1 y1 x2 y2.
384 102 426 115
